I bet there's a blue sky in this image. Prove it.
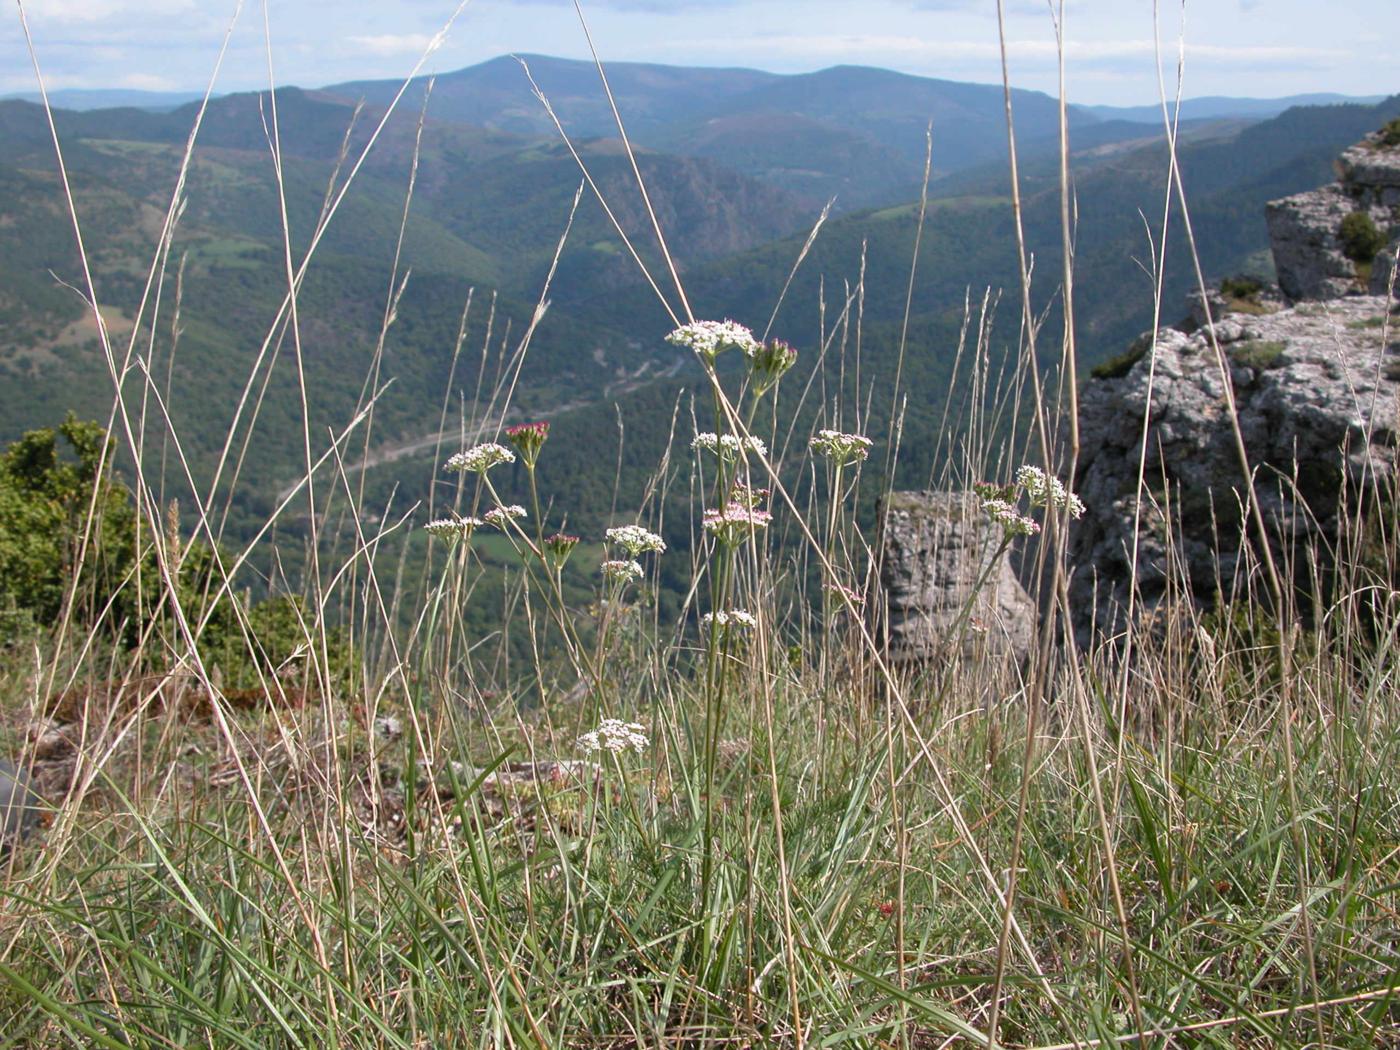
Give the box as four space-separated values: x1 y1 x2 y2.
7 0 1398 105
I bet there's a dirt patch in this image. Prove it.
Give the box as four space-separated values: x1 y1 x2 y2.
4 678 603 863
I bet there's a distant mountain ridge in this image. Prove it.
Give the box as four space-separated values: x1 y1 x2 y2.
321 55 1127 206
1 55 1396 545
1086 92 1387 125
0 88 208 111
8 59 1385 212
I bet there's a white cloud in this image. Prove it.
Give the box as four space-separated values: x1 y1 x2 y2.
348 33 439 56
4 0 1393 104
658 32 1347 69
20 0 200 23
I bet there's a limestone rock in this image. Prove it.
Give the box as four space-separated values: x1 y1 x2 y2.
1267 127 1400 302
1070 295 1400 644
1339 139 1400 206
0 758 41 855
1266 183 1363 301
879 491 1035 662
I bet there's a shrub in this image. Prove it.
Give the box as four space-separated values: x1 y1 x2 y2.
1231 339 1287 370
0 415 135 640
1090 333 1151 380
1339 210 1385 263
1220 274 1263 301
1378 117 1400 148
0 417 356 691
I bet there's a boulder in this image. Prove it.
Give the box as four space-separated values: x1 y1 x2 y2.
1266 127 1400 302
1069 294 1400 644
0 758 40 855
879 491 1036 663
1266 183 1365 301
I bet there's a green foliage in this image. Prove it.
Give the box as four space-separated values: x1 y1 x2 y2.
1231 338 1287 370
0 415 134 640
0 418 355 691
1091 334 1151 380
1220 273 1264 300
205 592 358 693
1377 117 1400 147
1339 210 1385 263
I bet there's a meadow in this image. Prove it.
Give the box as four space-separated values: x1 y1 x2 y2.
1 13 1399 1050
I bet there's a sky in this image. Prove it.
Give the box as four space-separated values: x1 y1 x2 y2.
6 0 1398 106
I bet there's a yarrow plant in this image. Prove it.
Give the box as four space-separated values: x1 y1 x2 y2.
975 466 1084 539
483 504 527 528
749 339 798 396
577 718 649 755
981 498 1041 538
1015 464 1086 518
810 429 873 466
542 533 579 564
665 320 760 364
692 432 767 459
505 422 549 467
447 442 515 473
601 559 645 584
699 609 757 632
605 525 666 557
422 516 484 541
702 501 773 545
726 482 769 510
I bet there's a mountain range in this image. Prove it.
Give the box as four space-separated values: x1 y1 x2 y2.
1 53 1396 553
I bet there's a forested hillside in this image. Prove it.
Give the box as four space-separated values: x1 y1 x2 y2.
2 62 1396 570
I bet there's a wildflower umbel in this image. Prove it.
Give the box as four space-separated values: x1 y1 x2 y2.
703 501 773 545
692 432 768 459
750 339 798 396
543 533 579 563
1015 464 1086 518
700 609 758 632
727 482 769 510
982 498 1040 537
447 442 515 473
810 429 873 466
483 504 527 528
602 559 645 584
423 516 484 540
578 718 649 755
606 525 666 557
665 320 760 364
505 422 549 467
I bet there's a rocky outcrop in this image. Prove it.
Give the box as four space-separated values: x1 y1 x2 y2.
879 491 1035 662
882 127 1400 651
1266 125 1400 301
0 758 40 856
1069 294 1400 643
1067 125 1400 644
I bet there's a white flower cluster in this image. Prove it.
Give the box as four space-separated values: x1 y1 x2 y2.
810 429 873 465
692 432 768 458
602 558 645 583
665 320 760 362
447 442 515 473
982 498 1041 537
578 718 649 755
700 609 758 632
605 525 667 557
1015 465 1085 518
423 516 485 540
483 504 527 528
703 501 773 544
